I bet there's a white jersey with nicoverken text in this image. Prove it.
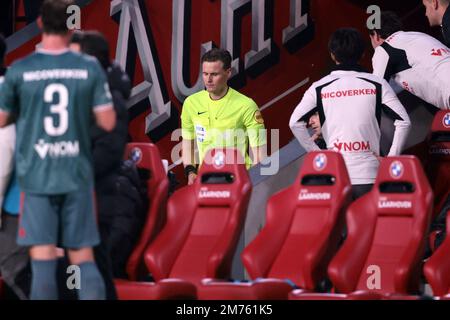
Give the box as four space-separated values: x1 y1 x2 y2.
372 31 450 109
289 67 411 185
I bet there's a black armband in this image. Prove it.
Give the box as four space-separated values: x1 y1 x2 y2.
184 165 198 178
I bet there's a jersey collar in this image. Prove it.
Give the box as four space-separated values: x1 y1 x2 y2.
208 86 232 102
330 64 368 73
36 48 70 55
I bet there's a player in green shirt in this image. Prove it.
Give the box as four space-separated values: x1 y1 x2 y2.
0 0 115 300
181 48 266 184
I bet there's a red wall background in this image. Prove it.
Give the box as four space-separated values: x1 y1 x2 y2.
6 0 429 182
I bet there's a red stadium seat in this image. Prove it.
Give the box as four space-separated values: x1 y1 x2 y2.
425 111 450 221
404 111 450 254
115 148 252 299
424 211 450 300
199 151 352 299
121 143 169 281
290 156 433 300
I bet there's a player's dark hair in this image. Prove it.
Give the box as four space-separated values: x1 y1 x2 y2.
70 30 84 45
80 31 110 69
368 11 403 39
201 48 232 70
328 28 366 65
0 34 6 66
40 0 75 35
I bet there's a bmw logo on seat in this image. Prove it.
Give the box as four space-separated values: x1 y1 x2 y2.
390 161 404 179
313 153 327 171
443 112 450 128
213 151 226 169
130 147 143 164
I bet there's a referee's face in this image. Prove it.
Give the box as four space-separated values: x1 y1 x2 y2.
202 61 231 97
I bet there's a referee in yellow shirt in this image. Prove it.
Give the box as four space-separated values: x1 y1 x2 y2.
181 48 267 185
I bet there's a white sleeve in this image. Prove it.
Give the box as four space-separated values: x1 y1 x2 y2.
0 124 16 209
380 80 411 156
289 85 321 152
372 46 390 80
389 78 404 94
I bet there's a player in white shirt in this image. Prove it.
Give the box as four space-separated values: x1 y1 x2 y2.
369 11 450 110
290 28 411 199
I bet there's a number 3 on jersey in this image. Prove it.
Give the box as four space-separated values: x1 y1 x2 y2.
44 83 69 136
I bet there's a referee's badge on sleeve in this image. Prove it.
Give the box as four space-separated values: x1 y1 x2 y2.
195 124 206 142
254 110 264 124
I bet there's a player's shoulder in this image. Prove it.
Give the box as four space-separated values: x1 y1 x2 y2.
73 52 103 69
355 71 387 84
184 89 208 107
7 51 40 73
388 31 434 45
310 73 340 89
400 31 430 39
229 88 257 108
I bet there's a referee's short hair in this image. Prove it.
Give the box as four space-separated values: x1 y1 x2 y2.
368 11 403 40
328 28 366 65
201 48 232 70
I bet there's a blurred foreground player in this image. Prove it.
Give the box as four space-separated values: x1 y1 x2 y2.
0 0 115 300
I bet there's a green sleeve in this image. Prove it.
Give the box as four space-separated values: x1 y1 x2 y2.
91 61 113 110
243 99 266 147
181 98 195 140
0 68 19 114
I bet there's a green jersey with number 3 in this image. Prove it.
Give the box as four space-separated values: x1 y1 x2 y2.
0 49 112 194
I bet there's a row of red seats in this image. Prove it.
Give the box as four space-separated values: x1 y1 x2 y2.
117 110 449 299
2 111 447 299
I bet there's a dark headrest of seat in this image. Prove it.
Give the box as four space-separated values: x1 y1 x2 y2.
295 151 351 205
196 148 250 207
375 156 427 186
298 151 350 180
429 111 450 145
125 142 164 173
430 111 450 133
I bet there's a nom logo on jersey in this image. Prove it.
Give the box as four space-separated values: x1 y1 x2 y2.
443 113 450 128
333 140 371 152
313 153 327 171
389 161 404 179
34 139 80 159
129 147 143 164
